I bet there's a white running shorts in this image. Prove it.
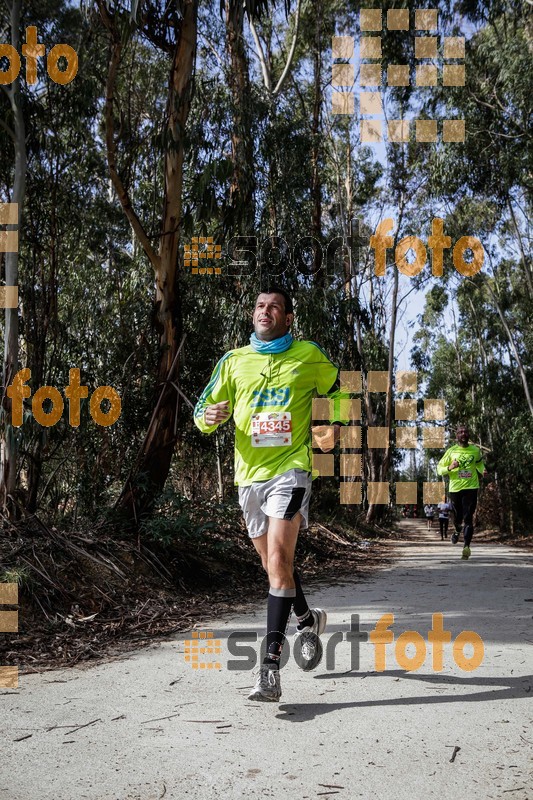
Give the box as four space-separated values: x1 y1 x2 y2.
238 469 312 539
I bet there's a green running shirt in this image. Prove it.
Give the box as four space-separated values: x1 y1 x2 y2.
437 444 485 492
194 341 340 486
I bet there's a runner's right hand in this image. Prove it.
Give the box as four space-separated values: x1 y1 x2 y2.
204 401 230 426
450 459 460 470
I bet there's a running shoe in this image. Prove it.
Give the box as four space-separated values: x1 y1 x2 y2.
451 532 460 544
294 608 327 671
247 663 281 702
461 546 471 560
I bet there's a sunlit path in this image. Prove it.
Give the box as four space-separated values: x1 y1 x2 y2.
3 522 532 800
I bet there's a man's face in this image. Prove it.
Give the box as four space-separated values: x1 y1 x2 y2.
253 293 293 341
456 426 469 446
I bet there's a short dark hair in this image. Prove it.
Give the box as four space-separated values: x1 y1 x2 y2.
257 285 294 314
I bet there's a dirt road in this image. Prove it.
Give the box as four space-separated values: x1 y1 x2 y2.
2 520 532 799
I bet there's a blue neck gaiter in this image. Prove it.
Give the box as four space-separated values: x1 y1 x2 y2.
250 331 294 354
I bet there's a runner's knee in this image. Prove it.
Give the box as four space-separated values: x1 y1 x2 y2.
267 550 294 582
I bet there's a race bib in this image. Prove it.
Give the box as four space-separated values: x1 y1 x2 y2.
458 470 472 478
251 412 292 447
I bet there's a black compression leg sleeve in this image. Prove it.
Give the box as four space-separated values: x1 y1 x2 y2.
264 587 295 664
292 570 309 618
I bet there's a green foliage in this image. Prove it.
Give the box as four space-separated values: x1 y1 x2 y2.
139 490 216 546
0 566 32 590
0 0 530 535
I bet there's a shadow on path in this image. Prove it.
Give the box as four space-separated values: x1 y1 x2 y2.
275 670 533 721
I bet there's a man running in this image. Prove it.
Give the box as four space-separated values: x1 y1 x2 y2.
194 288 343 702
437 425 487 559
437 498 452 540
424 503 435 531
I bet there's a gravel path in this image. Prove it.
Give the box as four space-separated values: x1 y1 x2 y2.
2 520 532 800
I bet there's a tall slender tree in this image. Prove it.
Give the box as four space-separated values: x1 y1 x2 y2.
0 0 26 516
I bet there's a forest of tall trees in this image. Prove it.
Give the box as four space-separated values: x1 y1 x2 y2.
1 5 532 796
0 0 531 543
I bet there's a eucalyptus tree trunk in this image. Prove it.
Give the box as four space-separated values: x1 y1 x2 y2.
0 0 26 516
492 293 533 418
247 0 301 242
310 2 322 282
366 203 403 524
98 0 198 518
473 276 533 419
225 0 255 234
507 196 533 301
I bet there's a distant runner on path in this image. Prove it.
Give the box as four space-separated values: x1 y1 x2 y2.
424 503 435 531
437 498 453 540
194 287 344 702
437 425 487 560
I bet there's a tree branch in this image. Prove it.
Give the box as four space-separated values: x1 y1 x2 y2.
248 16 271 92
272 0 301 97
248 0 301 98
97 0 160 271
